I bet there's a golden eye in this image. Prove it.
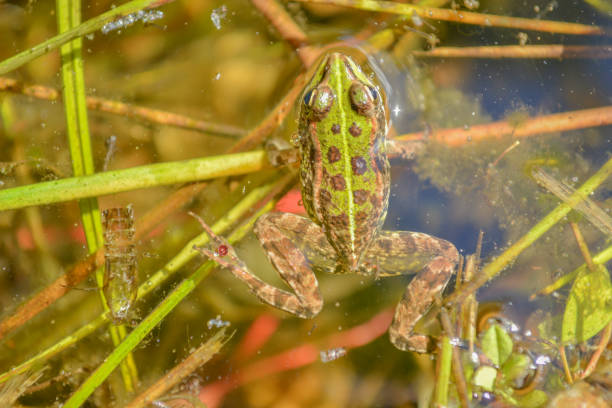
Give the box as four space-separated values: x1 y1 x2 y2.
304 86 335 119
349 82 377 116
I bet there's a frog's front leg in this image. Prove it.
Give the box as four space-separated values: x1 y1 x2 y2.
192 212 324 319
374 232 459 353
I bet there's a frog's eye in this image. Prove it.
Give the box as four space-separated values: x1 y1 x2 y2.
303 89 314 106
305 86 335 119
368 86 378 100
349 82 377 116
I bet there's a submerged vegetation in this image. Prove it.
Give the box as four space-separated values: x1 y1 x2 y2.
0 0 611 406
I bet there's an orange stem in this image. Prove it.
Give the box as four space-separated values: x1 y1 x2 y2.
396 106 612 147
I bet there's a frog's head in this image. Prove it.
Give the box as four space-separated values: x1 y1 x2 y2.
298 52 390 274
300 52 384 124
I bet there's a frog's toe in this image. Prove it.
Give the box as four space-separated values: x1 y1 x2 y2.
294 304 321 319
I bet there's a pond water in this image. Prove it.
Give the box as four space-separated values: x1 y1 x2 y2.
0 1 610 407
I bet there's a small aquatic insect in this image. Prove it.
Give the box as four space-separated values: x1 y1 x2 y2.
102 205 137 324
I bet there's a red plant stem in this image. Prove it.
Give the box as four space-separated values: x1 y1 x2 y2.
396 106 612 147
580 322 612 380
413 45 612 59
199 308 394 408
232 314 280 363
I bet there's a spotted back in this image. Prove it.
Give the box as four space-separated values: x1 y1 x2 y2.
298 52 390 272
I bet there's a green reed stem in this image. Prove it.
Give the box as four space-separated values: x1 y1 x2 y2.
63 262 214 407
0 150 270 211
447 155 612 304
536 244 612 296
0 174 291 385
55 0 136 391
434 336 452 406
56 0 138 391
0 0 173 75
62 182 284 406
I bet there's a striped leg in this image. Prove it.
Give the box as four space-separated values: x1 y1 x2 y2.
377 232 459 353
192 212 325 319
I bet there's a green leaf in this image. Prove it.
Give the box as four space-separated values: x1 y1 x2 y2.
472 366 497 391
562 264 612 344
536 313 563 344
515 389 548 408
501 353 530 382
584 0 612 14
482 324 513 366
0 0 164 75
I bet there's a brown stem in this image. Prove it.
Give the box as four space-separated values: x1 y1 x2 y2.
125 329 232 408
396 105 612 147
413 45 612 59
0 251 102 340
559 345 574 384
0 77 245 138
579 322 612 380
0 72 305 341
250 0 309 54
229 74 305 153
569 222 596 272
299 0 609 36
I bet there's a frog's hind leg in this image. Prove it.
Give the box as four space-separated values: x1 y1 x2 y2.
252 212 327 318
387 233 459 353
191 211 325 319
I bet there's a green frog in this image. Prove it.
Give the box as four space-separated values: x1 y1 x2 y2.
195 52 459 353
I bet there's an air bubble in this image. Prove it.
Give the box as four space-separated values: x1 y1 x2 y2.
101 9 165 35
211 5 228 30
320 347 346 363
207 314 230 329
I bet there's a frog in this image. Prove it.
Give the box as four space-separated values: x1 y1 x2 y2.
194 52 459 353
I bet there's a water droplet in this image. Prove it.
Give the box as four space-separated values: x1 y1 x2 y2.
320 347 346 363
207 314 230 329
211 6 227 30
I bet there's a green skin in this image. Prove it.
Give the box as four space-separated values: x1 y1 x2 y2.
196 52 459 353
